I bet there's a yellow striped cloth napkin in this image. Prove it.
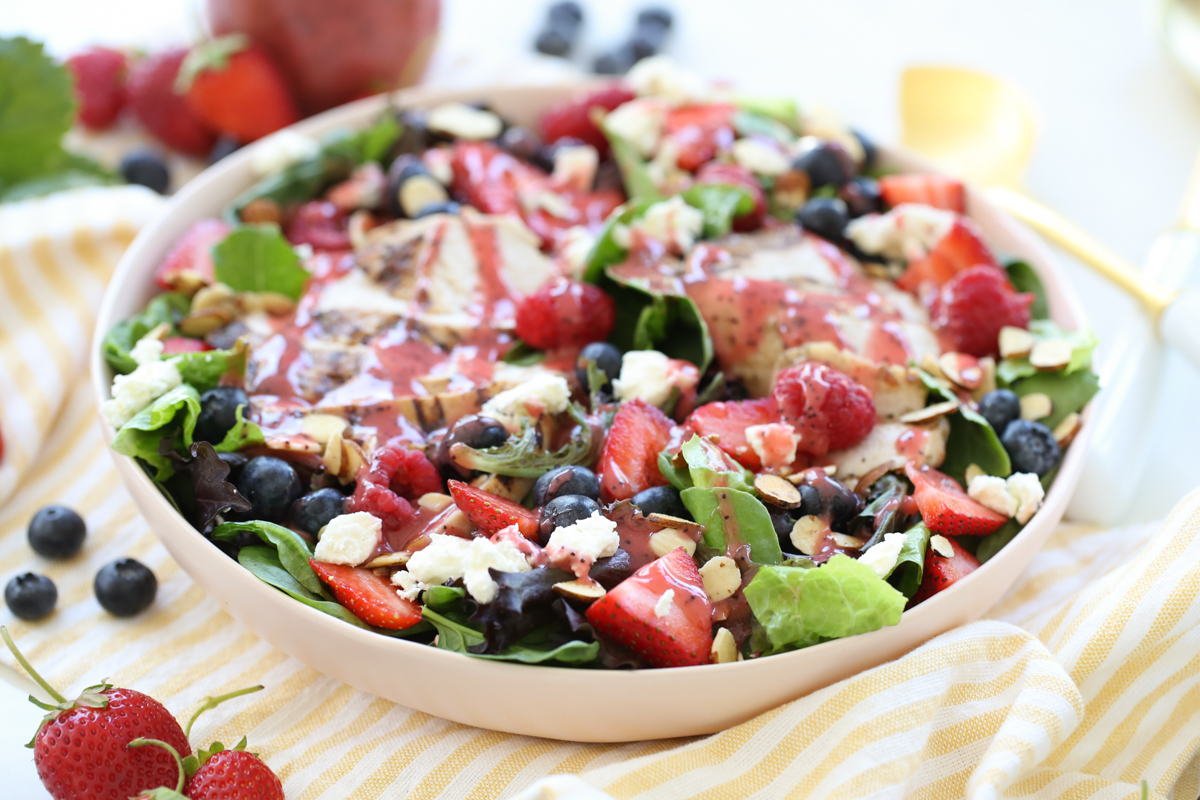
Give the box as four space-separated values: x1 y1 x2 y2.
2 188 1199 800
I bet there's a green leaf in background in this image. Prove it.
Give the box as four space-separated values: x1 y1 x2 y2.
733 110 797 145
975 518 1023 564
212 224 309 300
887 523 932 599
680 184 755 239
110 385 201 480
358 114 403 163
604 127 662 202
213 405 265 452
1003 258 1050 320
1010 369 1100 430
212 519 322 595
682 486 783 565
731 95 801 131
103 293 192 375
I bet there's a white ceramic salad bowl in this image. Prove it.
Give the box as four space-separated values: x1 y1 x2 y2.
92 83 1092 743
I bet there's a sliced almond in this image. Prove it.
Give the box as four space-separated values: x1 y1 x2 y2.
143 322 171 342
939 352 983 390
347 209 376 250
364 552 410 569
711 627 738 664
790 515 826 556
239 291 295 315
831 533 866 550
699 556 741 603
754 474 802 509
322 429 343 476
823 465 838 477
240 197 283 225
265 435 322 455
999 326 1037 359
965 463 986 486
191 282 238 313
339 438 366 482
920 353 947 382
418 492 453 513
650 528 698 558
1019 393 1054 421
1029 339 1073 371
972 357 998 401
1053 412 1082 447
646 513 705 539
930 534 956 558
177 309 234 337
553 579 606 603
899 400 959 425
418 375 452 395
301 413 350 447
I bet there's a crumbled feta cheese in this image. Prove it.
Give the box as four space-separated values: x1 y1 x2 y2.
968 474 1019 518
405 533 532 604
613 350 674 407
481 374 572 432
857 531 907 579
101 359 183 429
130 336 165 367
654 589 675 618
313 512 383 567
251 130 320 177
546 511 620 562
745 422 801 470
635 196 704 254
699 556 741 602
626 56 708 106
845 204 956 263
552 144 599 193
930 535 956 558
1007 472 1045 524
559 226 597 277
391 570 426 602
427 103 504 140
604 98 667 158
732 138 791 176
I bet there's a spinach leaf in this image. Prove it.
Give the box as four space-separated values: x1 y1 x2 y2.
168 340 247 393
681 487 782 565
423 584 466 610
213 405 265 452
605 269 713 371
975 518 1023 564
914 368 1011 482
472 634 599 665
582 198 658 282
680 184 754 239
1003 258 1049 320
1010 369 1100 430
103 293 191 375
500 340 545 366
111 385 202 480
604 127 661 202
449 403 595 477
887 523 931 599
421 607 486 653
212 520 322 595
211 224 309 301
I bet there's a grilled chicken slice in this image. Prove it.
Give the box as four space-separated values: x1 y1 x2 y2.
826 418 949 487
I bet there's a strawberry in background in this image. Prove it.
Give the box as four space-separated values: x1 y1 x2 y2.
127 48 218 156
65 46 128 130
178 34 300 143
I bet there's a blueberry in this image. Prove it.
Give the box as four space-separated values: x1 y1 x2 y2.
387 155 448 218
533 466 601 506
497 126 549 169
796 483 824 517
549 1 584 26
27 505 86 559
769 507 797 542
630 31 661 61
5 573 57 620
575 342 623 393
828 483 863 527
589 549 633 590
1001 419 1061 477
796 197 850 242
194 386 250 445
412 201 462 219
593 50 633 75
838 177 883 218
207 135 242 165
852 129 877 171
391 109 435 155
535 28 572 57
630 486 688 519
119 148 170 194
94 558 157 617
637 7 674 30
979 389 1021 436
435 415 510 477
291 488 347 537
236 456 303 520
217 451 249 478
538 494 602 546
792 141 855 189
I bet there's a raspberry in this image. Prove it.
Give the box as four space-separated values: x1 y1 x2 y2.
286 201 352 251
772 362 875 457
538 85 636 154
66 47 128 131
515 278 616 350
931 265 1034 357
347 445 441 534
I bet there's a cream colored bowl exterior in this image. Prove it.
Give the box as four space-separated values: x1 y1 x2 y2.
92 85 1092 743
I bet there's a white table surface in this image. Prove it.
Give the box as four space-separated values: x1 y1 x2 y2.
3 1 1200 796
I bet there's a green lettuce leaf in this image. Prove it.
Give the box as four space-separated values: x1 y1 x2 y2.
212 519 323 595
733 110 796 144
681 487 782 565
745 554 906 653
604 127 661 202
0 37 76 192
103 293 192 375
887 523 931 599
731 95 800 131
449 403 595 477
214 405 265 452
997 320 1098 384
680 184 755 239
167 342 246 393
212 224 309 300
677 434 755 492
110 385 202 480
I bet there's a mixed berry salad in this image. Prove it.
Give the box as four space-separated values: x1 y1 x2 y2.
102 58 1099 669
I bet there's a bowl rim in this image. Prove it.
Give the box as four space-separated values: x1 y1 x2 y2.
89 85 1094 687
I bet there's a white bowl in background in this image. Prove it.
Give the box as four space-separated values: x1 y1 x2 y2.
92 84 1092 743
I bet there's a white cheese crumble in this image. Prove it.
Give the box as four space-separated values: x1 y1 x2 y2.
404 533 532 604
857 531 907 579
845 204 956 263
546 511 620 562
745 422 801 470
626 55 709 106
1006 472 1045 524
427 103 504 140
699 556 741 603
930 535 956 558
731 138 791 176
313 512 383 567
481 374 572 432
559 226 597 277
392 570 426 602
250 130 320 177
654 589 675 619
968 475 1019 518
604 98 667 158
634 196 704 254
552 144 599 193
130 336 165 366
101 356 183 429
613 350 674 407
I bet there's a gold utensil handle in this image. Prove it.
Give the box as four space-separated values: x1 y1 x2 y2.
986 186 1177 315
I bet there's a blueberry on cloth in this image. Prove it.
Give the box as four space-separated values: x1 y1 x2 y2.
5 573 57 620
27 505 86 559
94 558 157 617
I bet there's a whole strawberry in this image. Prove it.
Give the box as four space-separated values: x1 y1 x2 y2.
178 34 299 143
127 48 217 156
65 46 128 130
1 627 192 800
186 746 285 800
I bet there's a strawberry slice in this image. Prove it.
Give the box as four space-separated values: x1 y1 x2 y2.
905 463 1008 537
598 399 675 503
538 84 636 154
896 217 998 293
162 337 211 354
910 534 981 604
153 218 232 294
665 103 737 172
683 398 780 472
309 559 423 630
448 480 540 540
879 174 965 213
585 548 714 668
